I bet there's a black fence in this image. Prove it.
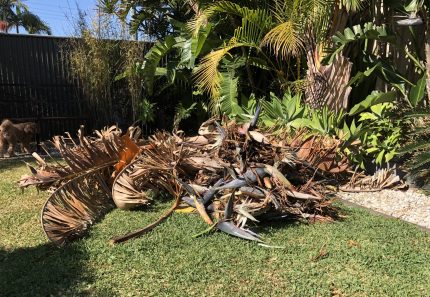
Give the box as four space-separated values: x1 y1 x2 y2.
0 33 89 140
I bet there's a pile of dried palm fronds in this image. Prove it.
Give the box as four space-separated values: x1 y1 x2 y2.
19 125 141 246
340 167 407 192
21 117 352 246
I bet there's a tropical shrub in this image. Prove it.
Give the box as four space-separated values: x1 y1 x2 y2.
101 0 430 176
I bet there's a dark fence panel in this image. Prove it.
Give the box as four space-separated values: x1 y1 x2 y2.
0 33 89 140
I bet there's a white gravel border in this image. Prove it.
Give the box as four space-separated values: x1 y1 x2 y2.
340 189 430 230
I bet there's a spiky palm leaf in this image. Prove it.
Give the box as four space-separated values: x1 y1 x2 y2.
188 1 272 37
261 0 331 58
261 20 303 58
193 42 243 99
19 10 51 34
0 0 51 34
191 0 337 106
339 0 369 12
190 1 273 101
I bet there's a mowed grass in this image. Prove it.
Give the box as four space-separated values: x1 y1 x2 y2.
1 160 430 297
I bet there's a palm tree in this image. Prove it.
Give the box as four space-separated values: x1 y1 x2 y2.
0 0 51 34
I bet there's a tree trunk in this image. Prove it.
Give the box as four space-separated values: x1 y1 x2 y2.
425 20 430 103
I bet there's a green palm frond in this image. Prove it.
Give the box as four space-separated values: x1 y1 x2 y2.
188 1 272 36
233 17 268 45
399 140 430 154
20 11 51 34
404 110 430 118
410 152 430 171
339 0 369 12
262 0 333 59
193 41 242 100
261 20 302 58
402 110 430 186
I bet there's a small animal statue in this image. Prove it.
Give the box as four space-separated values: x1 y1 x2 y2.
0 119 39 157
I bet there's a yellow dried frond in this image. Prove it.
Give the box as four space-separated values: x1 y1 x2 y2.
193 42 240 101
187 5 217 36
261 20 303 59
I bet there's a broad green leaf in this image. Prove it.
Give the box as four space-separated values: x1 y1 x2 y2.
192 23 212 58
142 35 176 95
405 0 422 12
349 91 396 116
376 150 385 165
359 112 378 121
219 72 242 116
408 74 426 107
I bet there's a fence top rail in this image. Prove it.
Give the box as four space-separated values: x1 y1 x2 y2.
0 32 73 40
0 32 153 43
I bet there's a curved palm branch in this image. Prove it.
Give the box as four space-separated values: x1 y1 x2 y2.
1 0 51 34
191 2 273 102
261 20 303 58
188 1 272 36
261 0 335 59
20 11 51 34
339 0 369 12
193 41 244 99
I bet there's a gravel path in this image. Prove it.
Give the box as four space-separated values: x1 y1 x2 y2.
340 189 430 230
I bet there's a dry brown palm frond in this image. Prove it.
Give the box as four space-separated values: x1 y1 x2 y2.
41 168 115 246
112 157 152 210
19 125 132 190
24 116 352 246
340 168 407 192
292 135 349 173
21 125 141 246
112 131 196 210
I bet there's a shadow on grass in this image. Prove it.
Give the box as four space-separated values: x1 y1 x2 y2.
0 243 117 297
0 153 62 172
0 158 29 171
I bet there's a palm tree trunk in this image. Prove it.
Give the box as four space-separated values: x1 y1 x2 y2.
424 18 430 104
425 19 430 103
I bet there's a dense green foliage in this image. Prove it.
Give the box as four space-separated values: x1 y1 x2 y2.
99 0 430 177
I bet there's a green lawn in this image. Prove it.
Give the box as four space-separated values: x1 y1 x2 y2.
1 160 430 297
